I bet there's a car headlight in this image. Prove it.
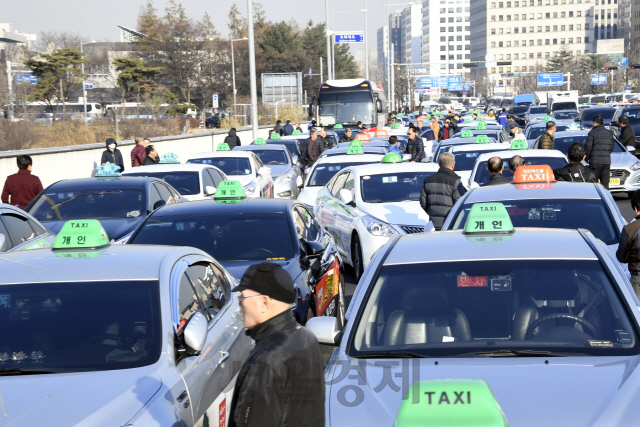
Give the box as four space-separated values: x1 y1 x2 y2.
363 215 397 237
243 182 257 196
630 162 640 171
277 171 294 184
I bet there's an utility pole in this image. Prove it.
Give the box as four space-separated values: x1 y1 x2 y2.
363 0 369 80
5 60 14 122
247 0 259 139
320 57 324 83
566 72 571 91
81 42 88 125
325 0 332 80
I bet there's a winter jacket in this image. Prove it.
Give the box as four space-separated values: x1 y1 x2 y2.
553 163 598 183
229 310 324 427
539 132 555 150
100 141 125 173
498 112 508 127
431 122 440 139
1 169 43 210
482 172 511 186
318 136 332 154
617 216 640 273
223 129 242 149
420 167 467 229
620 124 637 150
274 123 284 136
407 136 425 162
585 125 615 165
143 155 159 166
339 135 353 143
439 126 451 141
131 144 146 167
388 145 403 156
305 137 320 164
282 124 294 136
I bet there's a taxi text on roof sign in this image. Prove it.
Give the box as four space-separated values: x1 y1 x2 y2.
53 219 110 250
349 140 363 147
461 130 474 138
464 203 514 234
512 164 556 184
394 380 508 427
347 145 364 155
510 139 528 150
375 130 388 137
216 143 230 151
254 137 266 145
214 180 246 202
381 153 403 163
475 135 490 144
355 133 371 141
270 133 281 140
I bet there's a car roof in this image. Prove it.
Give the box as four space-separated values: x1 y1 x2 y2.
122 163 214 174
348 162 440 176
464 181 602 202
235 144 288 152
384 228 597 265
452 142 506 152
189 151 254 159
337 141 389 148
320 147 387 157
553 131 589 138
0 245 201 284
476 149 566 162
149 197 293 216
46 176 155 190
440 138 499 146
316 153 387 164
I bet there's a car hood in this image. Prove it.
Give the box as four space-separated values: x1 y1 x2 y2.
0 366 161 426
298 187 322 208
327 355 640 427
611 152 639 168
268 165 292 179
42 217 144 241
360 201 431 228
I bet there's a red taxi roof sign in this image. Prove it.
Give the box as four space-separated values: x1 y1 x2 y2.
355 133 371 141
512 164 556 184
375 130 388 137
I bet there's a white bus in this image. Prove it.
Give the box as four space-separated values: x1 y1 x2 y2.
4 101 103 121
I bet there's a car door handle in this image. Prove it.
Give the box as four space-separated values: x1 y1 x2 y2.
177 390 188 403
218 350 229 365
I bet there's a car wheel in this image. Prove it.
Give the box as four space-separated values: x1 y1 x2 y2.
352 234 364 282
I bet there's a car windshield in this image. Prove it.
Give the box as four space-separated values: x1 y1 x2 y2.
582 109 616 121
512 106 529 114
474 157 568 185
308 161 377 186
450 199 619 245
267 140 300 157
360 171 437 203
318 91 375 125
526 124 568 140
350 260 638 357
437 147 501 171
125 172 200 195
248 149 288 165
30 188 145 220
130 213 295 261
621 109 640 125
552 102 577 111
529 106 547 114
553 111 579 120
188 157 252 176
552 135 625 153
0 281 161 373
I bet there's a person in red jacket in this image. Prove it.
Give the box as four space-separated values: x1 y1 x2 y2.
130 136 147 167
1 155 44 210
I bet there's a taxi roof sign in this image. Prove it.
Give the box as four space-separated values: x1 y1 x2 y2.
355 133 371 141
270 133 281 140
390 123 401 129
159 153 180 164
95 162 121 177
53 220 110 250
464 118 472 123
464 203 514 234
475 135 490 144
381 153 403 163
349 140 363 147
375 130 388 137
510 139 528 150
292 129 302 135
461 130 474 138
476 122 487 130
254 137 266 145
214 180 246 200
347 145 364 155
394 380 508 427
216 143 230 151
333 124 344 129
512 164 556 184
542 115 550 121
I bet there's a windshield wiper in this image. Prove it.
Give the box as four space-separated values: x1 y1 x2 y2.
0 367 95 376
467 349 582 358
353 351 426 359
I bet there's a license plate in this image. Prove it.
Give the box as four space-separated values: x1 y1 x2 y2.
610 178 620 185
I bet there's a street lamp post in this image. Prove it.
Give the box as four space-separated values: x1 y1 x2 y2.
247 0 259 139
325 0 332 80
362 0 369 80
80 42 88 125
230 36 248 117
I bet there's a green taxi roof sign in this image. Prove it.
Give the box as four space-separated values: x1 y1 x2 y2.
390 123 401 129
468 109 474 113
461 130 474 138
381 153 403 163
217 143 230 151
292 129 302 135
475 135 490 144
333 124 343 129
542 115 550 121
464 118 472 123
270 133 281 140
214 180 246 200
476 122 487 130
349 140 363 147
510 139 528 150
347 145 364 155
425 114 432 120
394 380 508 427
254 138 266 145
464 203 514 234
52 220 110 250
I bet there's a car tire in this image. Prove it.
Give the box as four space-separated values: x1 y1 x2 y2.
352 234 364 282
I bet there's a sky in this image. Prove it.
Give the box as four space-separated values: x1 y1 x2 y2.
4 0 406 60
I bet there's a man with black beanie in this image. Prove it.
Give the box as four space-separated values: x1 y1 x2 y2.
229 262 324 427
586 115 615 189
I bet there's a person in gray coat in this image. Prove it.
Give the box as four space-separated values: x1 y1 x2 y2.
420 152 467 230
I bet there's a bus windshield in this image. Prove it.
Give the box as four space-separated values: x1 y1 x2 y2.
318 91 375 126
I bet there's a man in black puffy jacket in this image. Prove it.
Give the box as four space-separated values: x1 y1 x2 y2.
407 126 425 162
619 115 637 152
585 115 615 189
223 128 241 149
554 143 597 183
420 152 467 229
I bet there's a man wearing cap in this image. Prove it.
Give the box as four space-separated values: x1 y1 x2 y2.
229 262 324 427
506 122 519 140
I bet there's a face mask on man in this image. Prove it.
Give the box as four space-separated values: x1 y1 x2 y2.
109 144 116 150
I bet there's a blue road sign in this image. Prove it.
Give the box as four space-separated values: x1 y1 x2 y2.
537 73 563 87
29 75 37 84
85 83 93 90
15 74 37 84
434 77 448 87
334 33 364 43
524 90 527 94
447 76 461 85
448 84 464 91
620 57 628 66
462 84 471 91
626 84 632 90
419 77 434 88
590 74 607 85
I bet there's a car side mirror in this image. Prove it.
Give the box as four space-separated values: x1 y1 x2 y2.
376 99 383 113
339 188 353 205
305 317 340 345
0 233 6 252
183 312 208 355
292 155 299 164
258 166 271 176
296 176 304 188
627 146 636 152
304 240 325 258
204 185 216 196
153 199 166 210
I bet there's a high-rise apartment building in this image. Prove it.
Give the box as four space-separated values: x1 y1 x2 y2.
400 3 423 69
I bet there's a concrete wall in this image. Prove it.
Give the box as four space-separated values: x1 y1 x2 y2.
0 126 274 188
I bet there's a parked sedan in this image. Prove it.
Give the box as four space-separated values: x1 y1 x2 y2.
0 203 55 252
576 106 617 129
205 112 226 128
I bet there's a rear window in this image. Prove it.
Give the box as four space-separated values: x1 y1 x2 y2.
125 172 200 195
582 109 616 122
529 106 547 114
308 161 377 186
474 157 568 185
621 109 640 125
188 157 252 176
360 172 436 203
526 124 568 140
552 136 625 153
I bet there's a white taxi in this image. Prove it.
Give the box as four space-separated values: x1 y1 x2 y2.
435 137 509 187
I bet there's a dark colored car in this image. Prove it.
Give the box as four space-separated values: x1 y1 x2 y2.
253 138 305 165
205 113 226 129
127 198 346 326
612 106 640 144
26 177 186 241
509 105 530 126
576 106 617 129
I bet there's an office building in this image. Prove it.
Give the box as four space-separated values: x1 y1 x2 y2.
400 4 423 68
